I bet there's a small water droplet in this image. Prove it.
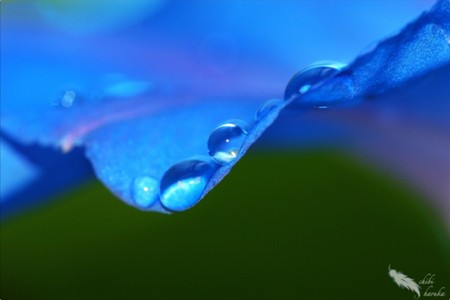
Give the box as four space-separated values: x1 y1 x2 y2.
133 176 159 208
208 121 248 164
255 98 283 121
160 159 215 212
60 90 76 107
284 61 347 100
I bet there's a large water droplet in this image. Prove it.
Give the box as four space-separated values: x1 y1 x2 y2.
208 121 248 164
60 90 76 108
255 98 283 121
160 159 215 212
132 176 159 208
284 61 347 100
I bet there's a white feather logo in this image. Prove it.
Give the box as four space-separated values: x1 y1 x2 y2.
388 265 421 298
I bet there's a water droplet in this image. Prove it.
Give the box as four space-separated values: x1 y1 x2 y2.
60 90 76 107
284 61 347 100
208 121 248 164
160 159 215 212
133 176 159 208
255 98 283 121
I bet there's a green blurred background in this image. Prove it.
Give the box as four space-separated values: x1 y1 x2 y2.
1 150 449 300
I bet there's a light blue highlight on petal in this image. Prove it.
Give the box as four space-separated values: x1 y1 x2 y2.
102 74 152 98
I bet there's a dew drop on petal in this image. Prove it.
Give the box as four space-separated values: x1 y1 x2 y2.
255 98 283 121
60 90 76 108
132 176 159 208
159 159 215 212
207 121 248 164
284 61 347 100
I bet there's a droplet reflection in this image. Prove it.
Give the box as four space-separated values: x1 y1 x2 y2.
208 121 248 164
284 61 347 100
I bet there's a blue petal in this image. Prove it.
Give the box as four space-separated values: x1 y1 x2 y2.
1 1 448 216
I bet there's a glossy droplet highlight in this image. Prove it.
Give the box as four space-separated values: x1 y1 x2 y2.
160 159 215 212
255 98 283 121
284 61 347 100
133 176 159 208
208 121 248 164
60 90 76 107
